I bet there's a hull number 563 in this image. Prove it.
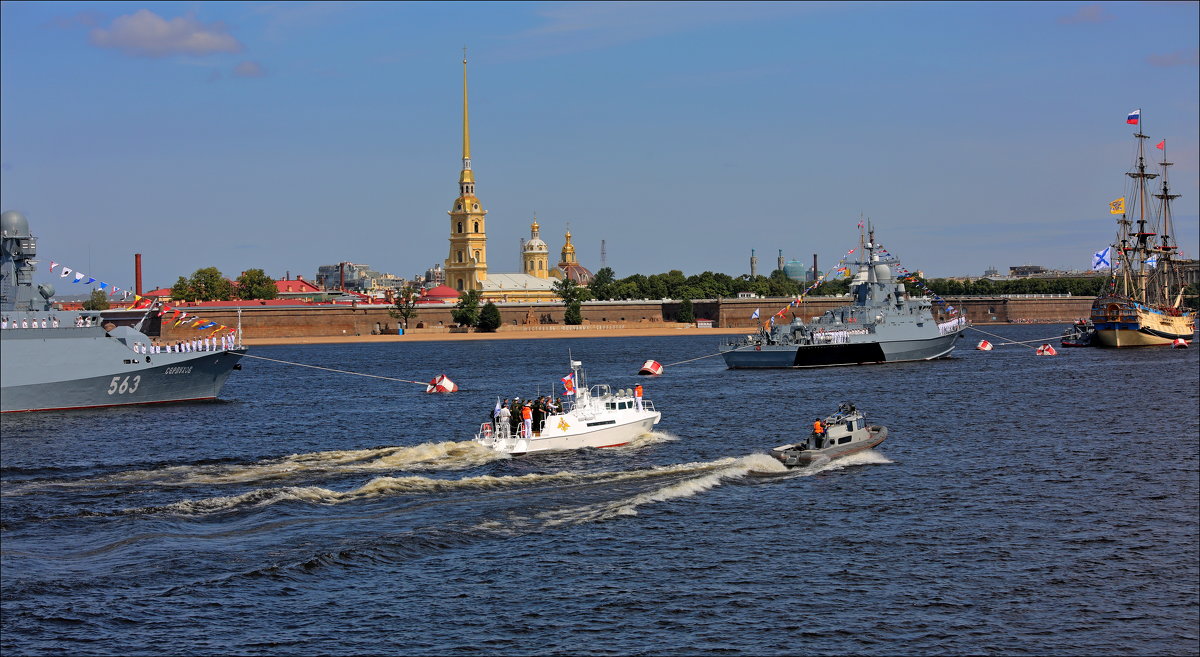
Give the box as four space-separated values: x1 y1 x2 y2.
107 375 142 395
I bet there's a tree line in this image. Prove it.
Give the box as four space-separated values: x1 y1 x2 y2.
82 266 279 310
169 267 279 302
585 267 850 301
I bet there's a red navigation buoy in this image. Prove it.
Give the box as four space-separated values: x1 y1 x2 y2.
976 340 993 351
638 360 664 376
1035 344 1058 356
1172 338 1189 348
426 374 458 393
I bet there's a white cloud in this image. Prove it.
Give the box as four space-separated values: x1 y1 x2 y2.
89 9 242 58
233 61 266 78
1056 4 1113 25
1146 48 1199 68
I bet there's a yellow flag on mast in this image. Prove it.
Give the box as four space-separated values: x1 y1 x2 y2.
1109 197 1125 214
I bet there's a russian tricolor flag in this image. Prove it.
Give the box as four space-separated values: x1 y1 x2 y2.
1127 109 1140 125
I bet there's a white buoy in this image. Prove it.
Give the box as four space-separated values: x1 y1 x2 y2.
1036 344 1058 356
1172 338 1188 349
638 359 664 375
425 374 458 393
976 340 993 351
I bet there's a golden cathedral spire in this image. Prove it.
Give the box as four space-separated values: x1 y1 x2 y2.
460 48 473 187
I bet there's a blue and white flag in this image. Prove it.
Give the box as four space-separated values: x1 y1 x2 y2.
1092 247 1112 271
1146 255 1158 268
750 308 760 319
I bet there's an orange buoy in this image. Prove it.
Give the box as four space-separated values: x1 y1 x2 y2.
425 374 458 393
638 360 664 376
976 340 993 351
1172 338 1188 349
1035 344 1057 356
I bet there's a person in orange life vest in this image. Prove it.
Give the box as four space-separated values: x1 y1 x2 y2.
634 384 644 411
521 403 533 438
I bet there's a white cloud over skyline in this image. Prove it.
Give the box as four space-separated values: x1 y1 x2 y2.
89 9 242 58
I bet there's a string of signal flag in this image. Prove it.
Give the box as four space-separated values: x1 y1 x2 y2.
47 260 236 335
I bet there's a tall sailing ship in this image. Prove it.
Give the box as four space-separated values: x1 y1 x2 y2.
1089 111 1196 347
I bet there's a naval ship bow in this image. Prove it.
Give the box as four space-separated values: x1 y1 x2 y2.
1 210 246 412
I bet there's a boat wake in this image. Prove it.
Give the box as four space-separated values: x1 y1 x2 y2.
537 453 785 527
42 449 893 520
109 458 741 518
813 449 892 471
615 430 680 450
10 441 510 491
20 451 895 574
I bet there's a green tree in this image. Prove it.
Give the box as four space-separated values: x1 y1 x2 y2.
563 300 583 325
554 277 592 304
171 267 234 301
235 269 278 300
616 274 649 299
451 289 481 327
477 301 502 332
170 276 192 301
554 277 589 325
82 288 110 311
676 298 695 324
388 285 421 329
589 267 616 300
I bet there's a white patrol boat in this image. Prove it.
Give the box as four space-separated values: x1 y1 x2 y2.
474 360 661 455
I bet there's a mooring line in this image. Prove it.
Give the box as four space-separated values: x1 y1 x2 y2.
241 353 428 385
664 352 725 367
966 326 1059 350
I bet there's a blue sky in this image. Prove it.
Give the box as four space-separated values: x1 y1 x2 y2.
2 1 1197 291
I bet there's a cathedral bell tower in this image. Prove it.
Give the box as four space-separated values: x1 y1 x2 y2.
522 219 550 278
445 51 488 292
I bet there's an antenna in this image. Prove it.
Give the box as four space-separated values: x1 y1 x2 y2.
601 240 607 267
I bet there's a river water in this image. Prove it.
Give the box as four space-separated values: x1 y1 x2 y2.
2 325 1197 655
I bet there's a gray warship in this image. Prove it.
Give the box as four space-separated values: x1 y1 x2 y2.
1 211 246 413
720 226 968 368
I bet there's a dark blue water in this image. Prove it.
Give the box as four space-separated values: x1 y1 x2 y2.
3 325 1198 655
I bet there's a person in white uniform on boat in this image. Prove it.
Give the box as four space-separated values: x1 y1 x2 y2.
497 403 511 438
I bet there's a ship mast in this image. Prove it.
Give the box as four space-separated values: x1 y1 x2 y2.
1153 140 1182 307
1122 119 1158 303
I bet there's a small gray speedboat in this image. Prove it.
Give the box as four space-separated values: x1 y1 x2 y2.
768 403 887 468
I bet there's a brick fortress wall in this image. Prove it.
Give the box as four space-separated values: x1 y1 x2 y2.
155 296 1094 340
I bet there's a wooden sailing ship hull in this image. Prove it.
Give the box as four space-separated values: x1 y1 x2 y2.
1090 296 1196 347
